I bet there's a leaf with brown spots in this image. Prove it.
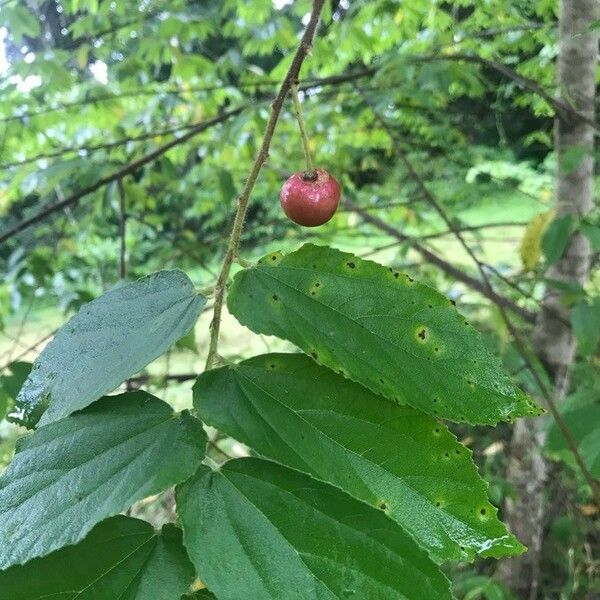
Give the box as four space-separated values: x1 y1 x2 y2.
227 244 541 425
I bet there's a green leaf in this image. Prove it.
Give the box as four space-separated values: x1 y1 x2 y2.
0 516 195 600
546 390 600 478
542 215 575 265
227 244 539 424
559 145 587 173
0 391 206 569
13 270 205 428
580 222 600 251
571 298 600 356
0 362 31 420
177 458 452 600
195 353 525 562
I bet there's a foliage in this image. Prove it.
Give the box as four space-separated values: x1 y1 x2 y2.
0 0 598 597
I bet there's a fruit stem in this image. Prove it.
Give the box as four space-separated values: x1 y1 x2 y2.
290 82 315 179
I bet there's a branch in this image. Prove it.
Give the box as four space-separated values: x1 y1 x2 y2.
205 0 327 369
0 118 236 168
0 106 244 246
345 198 536 323
0 70 372 125
415 54 598 130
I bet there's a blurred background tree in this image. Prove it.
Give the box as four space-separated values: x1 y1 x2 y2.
0 1 598 598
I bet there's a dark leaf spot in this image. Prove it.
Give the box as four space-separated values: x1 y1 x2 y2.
347 261 356 269
418 329 426 340
378 501 388 511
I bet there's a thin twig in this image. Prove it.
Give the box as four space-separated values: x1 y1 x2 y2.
205 0 327 369
0 329 56 372
290 83 315 176
345 198 536 323
117 179 127 280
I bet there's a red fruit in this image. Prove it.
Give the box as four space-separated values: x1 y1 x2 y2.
280 168 341 227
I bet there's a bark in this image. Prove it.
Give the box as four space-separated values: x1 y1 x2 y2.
497 1 599 597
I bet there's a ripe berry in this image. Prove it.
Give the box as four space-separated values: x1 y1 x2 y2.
280 169 341 227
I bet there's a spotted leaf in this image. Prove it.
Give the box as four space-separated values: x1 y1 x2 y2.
227 244 540 424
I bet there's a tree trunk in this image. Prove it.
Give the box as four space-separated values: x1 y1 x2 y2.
497 1 598 598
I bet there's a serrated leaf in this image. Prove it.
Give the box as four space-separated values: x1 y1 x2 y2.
177 458 452 600
13 270 205 427
195 353 525 562
542 215 575 265
0 516 194 600
0 391 206 569
227 244 539 424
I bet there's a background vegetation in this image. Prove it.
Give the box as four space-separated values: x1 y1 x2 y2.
0 1 598 598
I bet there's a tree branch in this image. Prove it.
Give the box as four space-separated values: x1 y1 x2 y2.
205 0 327 369
345 198 536 323
415 54 599 130
0 106 244 246
0 70 372 125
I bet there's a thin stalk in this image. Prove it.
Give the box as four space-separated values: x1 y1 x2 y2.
290 83 315 178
